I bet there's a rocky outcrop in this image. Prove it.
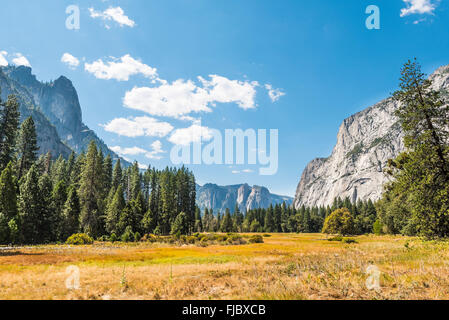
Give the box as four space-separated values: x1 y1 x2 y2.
0 67 72 158
1 66 127 163
197 183 293 213
294 64 449 208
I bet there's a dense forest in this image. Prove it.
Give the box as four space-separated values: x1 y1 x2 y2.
0 59 448 244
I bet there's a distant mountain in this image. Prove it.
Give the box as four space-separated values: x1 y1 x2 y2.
196 183 293 213
0 66 128 164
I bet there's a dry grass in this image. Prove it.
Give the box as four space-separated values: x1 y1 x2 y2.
1 233 449 300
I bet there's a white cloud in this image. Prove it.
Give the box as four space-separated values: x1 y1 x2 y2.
146 140 165 159
0 51 8 67
138 163 149 170
102 116 173 138
168 124 213 145
111 141 166 161
124 75 259 118
232 169 254 174
61 53 80 69
110 146 148 156
89 6 135 28
200 75 259 110
85 54 158 81
123 80 212 118
265 84 285 102
400 0 437 17
12 54 31 67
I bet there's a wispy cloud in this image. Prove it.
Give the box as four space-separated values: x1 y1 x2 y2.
61 53 80 69
124 76 259 119
168 124 214 145
12 54 31 67
111 140 166 160
265 84 285 102
89 6 135 28
85 54 158 81
400 0 438 17
102 116 173 138
0 51 8 67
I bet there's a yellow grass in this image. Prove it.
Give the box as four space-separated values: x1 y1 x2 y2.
1 233 449 300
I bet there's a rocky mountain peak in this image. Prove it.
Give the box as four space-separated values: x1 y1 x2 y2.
293 64 449 208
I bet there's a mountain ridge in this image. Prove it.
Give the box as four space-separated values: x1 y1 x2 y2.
196 182 293 213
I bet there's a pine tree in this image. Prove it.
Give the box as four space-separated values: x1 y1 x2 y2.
16 117 39 179
0 93 20 172
103 154 113 195
19 165 42 244
221 208 233 233
0 162 18 244
106 186 125 235
79 141 102 237
61 186 81 240
52 179 68 240
171 211 188 235
379 59 449 238
194 206 203 232
264 205 275 232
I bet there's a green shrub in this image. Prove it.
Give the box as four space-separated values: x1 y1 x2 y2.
134 232 141 242
121 226 134 242
248 235 264 243
322 208 355 235
110 233 118 242
373 220 383 235
66 233 94 245
327 236 343 242
342 237 358 244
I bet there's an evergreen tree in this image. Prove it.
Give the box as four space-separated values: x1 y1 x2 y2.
106 185 125 235
16 117 39 179
0 93 20 172
379 59 449 238
0 162 18 244
220 208 233 233
19 165 42 244
79 141 102 237
264 205 275 232
61 186 81 240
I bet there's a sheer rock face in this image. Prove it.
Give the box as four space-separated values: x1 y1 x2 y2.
0 67 72 158
1 66 127 163
196 183 293 213
294 65 449 209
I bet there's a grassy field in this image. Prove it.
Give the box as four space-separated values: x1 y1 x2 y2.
1 233 449 300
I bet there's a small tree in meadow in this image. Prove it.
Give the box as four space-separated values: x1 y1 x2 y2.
322 208 354 235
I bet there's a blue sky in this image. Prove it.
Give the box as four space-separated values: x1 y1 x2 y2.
1 0 449 196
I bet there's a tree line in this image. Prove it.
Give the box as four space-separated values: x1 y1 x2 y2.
0 88 198 244
195 197 376 235
1 58 448 243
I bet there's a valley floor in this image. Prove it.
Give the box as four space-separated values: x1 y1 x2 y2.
0 234 448 300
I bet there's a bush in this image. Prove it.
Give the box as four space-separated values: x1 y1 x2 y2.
342 237 358 244
248 235 264 243
134 232 141 242
322 208 355 235
373 220 383 235
66 233 94 245
110 233 118 242
327 236 343 242
263 234 272 238
121 226 134 242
